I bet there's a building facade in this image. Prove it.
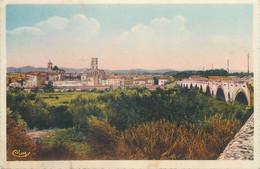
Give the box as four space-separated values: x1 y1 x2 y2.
48 61 65 82
81 58 105 87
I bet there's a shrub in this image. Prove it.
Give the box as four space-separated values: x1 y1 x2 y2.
35 143 83 160
7 111 36 160
122 118 241 160
86 117 130 160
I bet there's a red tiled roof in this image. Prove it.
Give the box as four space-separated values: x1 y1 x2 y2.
27 72 40 75
190 75 201 78
39 73 47 76
159 77 170 80
134 78 146 81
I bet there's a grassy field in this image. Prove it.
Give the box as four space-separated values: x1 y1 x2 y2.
38 92 100 106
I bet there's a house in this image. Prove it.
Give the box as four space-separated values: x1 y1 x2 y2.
107 76 122 88
133 78 146 87
158 77 170 86
123 76 134 87
9 82 22 88
37 73 47 87
23 72 47 88
145 78 154 87
101 77 108 86
23 72 39 87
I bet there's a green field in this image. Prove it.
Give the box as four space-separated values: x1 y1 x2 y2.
38 92 100 106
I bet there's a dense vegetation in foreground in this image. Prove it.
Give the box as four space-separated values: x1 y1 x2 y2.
7 86 252 160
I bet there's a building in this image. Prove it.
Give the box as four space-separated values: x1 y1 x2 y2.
158 77 171 86
123 76 134 87
48 61 65 82
145 78 154 87
106 75 122 88
65 73 81 81
81 58 105 87
9 82 22 88
101 77 108 86
23 72 38 87
37 73 47 87
6 73 26 86
133 78 146 87
23 72 47 88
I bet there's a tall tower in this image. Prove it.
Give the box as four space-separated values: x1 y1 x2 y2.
91 58 98 70
48 60 53 73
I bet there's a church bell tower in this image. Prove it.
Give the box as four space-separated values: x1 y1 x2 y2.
48 60 53 73
91 58 98 70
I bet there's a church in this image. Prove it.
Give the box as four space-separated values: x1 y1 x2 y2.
81 58 105 87
47 61 65 82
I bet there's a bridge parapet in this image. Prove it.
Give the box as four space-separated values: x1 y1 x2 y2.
176 79 254 107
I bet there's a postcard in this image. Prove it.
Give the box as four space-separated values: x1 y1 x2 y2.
0 0 259 168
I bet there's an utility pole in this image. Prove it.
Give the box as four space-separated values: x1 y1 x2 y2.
203 66 205 71
227 59 229 73
247 52 250 74
212 64 213 70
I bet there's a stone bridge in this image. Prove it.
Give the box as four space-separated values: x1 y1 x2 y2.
176 79 254 107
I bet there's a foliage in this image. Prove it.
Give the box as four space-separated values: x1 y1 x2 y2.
43 81 54 93
86 118 241 160
38 92 100 106
173 69 228 80
229 72 253 77
39 128 85 145
86 117 130 160
7 110 36 160
97 87 249 131
6 86 252 160
68 96 104 130
7 90 74 130
35 143 83 160
49 105 73 128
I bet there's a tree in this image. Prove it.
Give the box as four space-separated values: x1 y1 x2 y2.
43 82 54 93
50 105 73 128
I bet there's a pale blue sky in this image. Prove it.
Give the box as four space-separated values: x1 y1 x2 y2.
6 4 253 71
7 4 252 36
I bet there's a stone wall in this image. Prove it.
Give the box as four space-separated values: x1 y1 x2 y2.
218 114 254 160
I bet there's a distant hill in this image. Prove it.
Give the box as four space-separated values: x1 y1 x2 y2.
104 69 176 75
7 66 177 75
7 66 47 73
7 66 89 74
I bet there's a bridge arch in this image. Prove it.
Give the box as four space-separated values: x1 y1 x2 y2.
216 87 225 101
234 88 249 106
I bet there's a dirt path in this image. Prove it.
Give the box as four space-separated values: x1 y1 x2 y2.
27 130 54 144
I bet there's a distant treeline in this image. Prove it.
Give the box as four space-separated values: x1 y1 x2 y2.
164 69 253 80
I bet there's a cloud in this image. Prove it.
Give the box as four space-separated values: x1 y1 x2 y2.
35 16 69 32
119 15 191 46
7 14 100 46
7 27 42 36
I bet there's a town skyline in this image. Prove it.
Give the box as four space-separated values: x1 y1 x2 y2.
7 4 253 71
